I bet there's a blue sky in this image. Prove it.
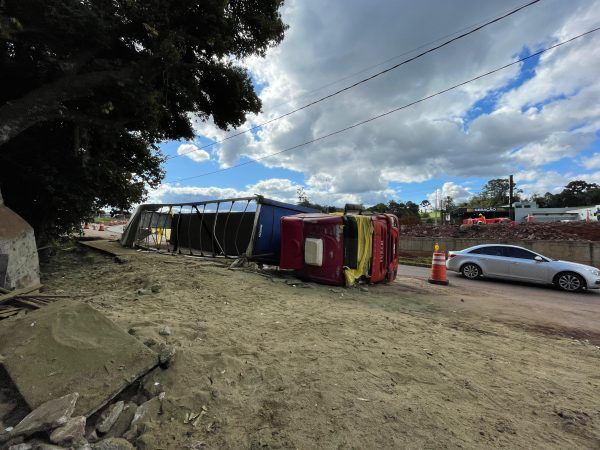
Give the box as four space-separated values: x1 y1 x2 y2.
150 0 600 208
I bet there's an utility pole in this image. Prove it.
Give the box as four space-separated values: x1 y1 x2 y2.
509 174 514 220
435 189 439 225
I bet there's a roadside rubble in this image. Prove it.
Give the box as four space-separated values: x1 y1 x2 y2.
402 221 600 241
0 387 166 449
0 300 173 450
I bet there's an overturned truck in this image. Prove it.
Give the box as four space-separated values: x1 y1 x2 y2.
120 196 316 265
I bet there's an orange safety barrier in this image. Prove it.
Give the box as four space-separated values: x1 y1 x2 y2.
428 244 449 286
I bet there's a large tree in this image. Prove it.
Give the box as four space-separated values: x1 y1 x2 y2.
465 178 522 207
0 0 286 240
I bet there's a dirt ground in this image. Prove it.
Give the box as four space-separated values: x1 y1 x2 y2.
5 242 600 449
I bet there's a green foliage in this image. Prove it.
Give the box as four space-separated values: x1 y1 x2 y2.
0 121 163 240
368 200 420 218
462 178 521 208
531 180 600 207
0 0 287 242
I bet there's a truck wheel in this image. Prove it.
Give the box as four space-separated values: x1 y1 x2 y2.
461 263 481 280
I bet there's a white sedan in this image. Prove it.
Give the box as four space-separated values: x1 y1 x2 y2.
446 244 600 292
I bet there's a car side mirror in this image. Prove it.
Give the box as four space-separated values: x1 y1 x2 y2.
534 256 543 262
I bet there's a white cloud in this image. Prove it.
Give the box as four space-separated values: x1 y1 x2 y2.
427 182 473 207
515 169 600 197
176 143 210 163
581 153 600 169
182 0 600 201
148 178 394 207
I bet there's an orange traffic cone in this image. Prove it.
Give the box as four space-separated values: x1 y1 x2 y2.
428 243 449 285
98 223 105 231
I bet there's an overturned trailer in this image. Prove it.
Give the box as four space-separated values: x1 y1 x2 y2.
120 196 316 265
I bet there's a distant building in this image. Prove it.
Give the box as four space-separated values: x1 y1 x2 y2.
513 201 600 223
450 206 510 224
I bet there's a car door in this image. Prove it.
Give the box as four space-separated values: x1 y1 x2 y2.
504 247 550 283
469 246 512 277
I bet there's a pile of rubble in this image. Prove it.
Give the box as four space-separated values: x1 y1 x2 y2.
402 221 600 241
0 387 165 449
0 300 174 450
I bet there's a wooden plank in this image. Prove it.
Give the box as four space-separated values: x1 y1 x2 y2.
11 298 42 309
0 311 21 319
19 294 72 298
77 239 134 257
0 283 43 305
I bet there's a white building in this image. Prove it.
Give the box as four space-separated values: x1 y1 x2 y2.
513 201 600 223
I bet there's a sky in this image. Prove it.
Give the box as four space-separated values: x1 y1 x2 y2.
150 0 600 209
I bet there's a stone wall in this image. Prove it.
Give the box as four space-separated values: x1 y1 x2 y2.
399 236 600 267
0 190 40 289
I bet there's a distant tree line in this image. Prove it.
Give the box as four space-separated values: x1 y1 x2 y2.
437 179 600 211
296 188 420 221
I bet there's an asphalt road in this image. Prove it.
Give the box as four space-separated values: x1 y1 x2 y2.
396 264 600 340
397 264 600 301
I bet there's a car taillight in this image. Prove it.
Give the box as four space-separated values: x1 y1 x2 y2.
448 253 457 259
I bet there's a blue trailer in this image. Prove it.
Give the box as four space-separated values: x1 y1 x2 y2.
120 196 316 265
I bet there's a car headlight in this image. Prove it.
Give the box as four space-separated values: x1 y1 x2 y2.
593 270 600 277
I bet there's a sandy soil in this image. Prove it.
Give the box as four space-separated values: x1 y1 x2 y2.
5 243 600 449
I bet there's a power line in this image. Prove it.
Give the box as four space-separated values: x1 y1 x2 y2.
168 27 599 183
266 1 534 111
168 0 543 161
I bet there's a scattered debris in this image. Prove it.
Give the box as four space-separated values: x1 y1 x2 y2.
4 393 78 440
96 401 125 434
159 326 171 336
402 222 600 241
104 402 137 438
158 346 176 368
49 415 86 445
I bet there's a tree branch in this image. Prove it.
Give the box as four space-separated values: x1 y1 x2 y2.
0 68 133 147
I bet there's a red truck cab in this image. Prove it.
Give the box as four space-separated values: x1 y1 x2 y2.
279 213 399 286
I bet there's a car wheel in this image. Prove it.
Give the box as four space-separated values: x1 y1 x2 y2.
555 272 585 292
461 263 481 280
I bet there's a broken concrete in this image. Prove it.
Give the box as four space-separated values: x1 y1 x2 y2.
131 394 164 428
8 393 78 439
104 402 136 439
0 188 40 290
0 301 158 417
96 401 124 434
49 415 86 445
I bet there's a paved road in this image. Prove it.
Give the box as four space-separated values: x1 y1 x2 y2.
396 264 600 339
398 264 600 301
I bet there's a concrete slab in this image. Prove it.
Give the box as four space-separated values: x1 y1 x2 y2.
0 300 158 417
0 195 40 290
77 239 137 257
